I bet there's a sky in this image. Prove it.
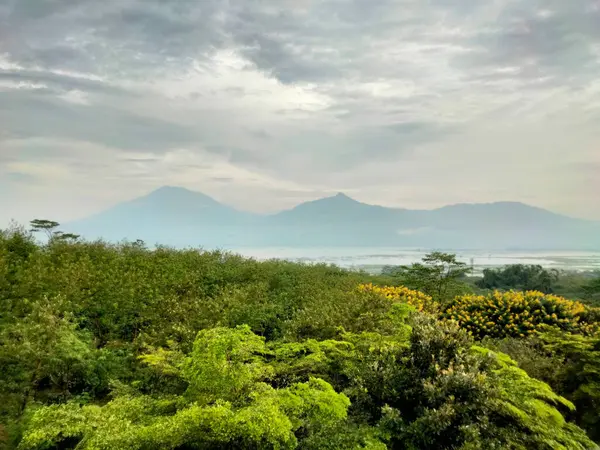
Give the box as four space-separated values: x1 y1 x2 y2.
1 0 599 226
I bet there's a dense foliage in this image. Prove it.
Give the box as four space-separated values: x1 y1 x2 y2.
443 291 599 339
476 264 559 294
357 284 438 313
1 226 599 449
484 332 600 443
582 276 600 306
359 284 600 339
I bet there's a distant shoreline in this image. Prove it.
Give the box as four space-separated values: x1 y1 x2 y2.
223 247 600 275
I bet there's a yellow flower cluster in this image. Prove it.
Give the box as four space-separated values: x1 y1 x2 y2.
358 283 438 313
442 290 594 339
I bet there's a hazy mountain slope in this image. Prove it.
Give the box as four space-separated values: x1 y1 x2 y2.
67 186 260 246
418 202 600 249
270 193 409 224
426 202 583 229
66 187 600 249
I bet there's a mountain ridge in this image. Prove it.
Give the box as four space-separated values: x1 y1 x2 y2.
65 186 600 250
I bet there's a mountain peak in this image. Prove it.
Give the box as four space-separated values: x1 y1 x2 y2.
151 185 197 195
147 186 215 201
328 192 358 203
155 185 186 191
334 192 351 199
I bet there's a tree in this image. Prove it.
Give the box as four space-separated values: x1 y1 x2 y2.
29 220 79 243
489 331 600 443
19 326 355 450
389 252 471 302
0 297 106 447
51 231 81 241
584 274 600 298
476 264 559 293
29 220 60 240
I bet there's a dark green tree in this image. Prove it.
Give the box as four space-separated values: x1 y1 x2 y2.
476 264 559 293
29 220 79 243
29 220 60 240
583 274 600 300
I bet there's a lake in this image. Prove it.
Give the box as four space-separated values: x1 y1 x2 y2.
225 247 600 274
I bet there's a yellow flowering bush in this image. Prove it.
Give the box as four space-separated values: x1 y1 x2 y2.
358 283 438 313
361 284 600 340
442 290 598 339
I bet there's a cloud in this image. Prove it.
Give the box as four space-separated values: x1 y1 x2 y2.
455 0 600 86
0 91 197 151
0 0 599 224
5 171 37 184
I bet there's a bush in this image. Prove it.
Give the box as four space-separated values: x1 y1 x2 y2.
357 283 439 314
442 290 598 339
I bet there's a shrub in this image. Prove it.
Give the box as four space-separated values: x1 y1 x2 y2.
357 283 438 314
442 290 598 339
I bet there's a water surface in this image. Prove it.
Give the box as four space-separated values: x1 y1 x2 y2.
226 247 600 274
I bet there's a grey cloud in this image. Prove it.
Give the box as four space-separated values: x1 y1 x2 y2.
228 1 430 84
120 156 162 163
237 34 344 84
5 172 36 183
455 1 600 85
387 122 434 135
0 90 197 151
0 0 432 85
246 120 452 183
1 0 223 76
0 70 133 96
247 129 271 140
3 0 598 89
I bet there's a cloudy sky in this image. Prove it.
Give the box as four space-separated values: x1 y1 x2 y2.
1 0 599 226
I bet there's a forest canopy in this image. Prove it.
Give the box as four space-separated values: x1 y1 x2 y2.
1 224 599 449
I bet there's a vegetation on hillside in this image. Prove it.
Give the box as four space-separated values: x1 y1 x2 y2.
1 223 599 449
358 284 599 339
385 259 600 308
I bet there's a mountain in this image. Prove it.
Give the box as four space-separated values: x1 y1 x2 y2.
67 186 260 247
415 202 600 249
65 186 600 250
270 193 400 224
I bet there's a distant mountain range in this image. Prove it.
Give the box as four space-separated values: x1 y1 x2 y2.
65 186 600 250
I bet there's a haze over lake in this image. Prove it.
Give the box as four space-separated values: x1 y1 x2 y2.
225 247 600 274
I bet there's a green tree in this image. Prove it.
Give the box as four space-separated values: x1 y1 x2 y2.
583 274 600 305
19 326 356 450
28 220 60 240
485 331 600 444
536 332 600 443
29 220 79 243
389 252 471 302
341 314 595 449
0 298 107 447
476 264 559 293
